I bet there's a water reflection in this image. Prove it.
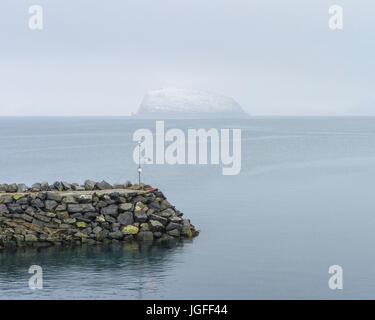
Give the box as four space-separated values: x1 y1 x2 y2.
0 241 193 299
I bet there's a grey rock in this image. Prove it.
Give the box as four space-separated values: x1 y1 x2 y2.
149 201 161 211
84 180 96 190
84 212 99 220
161 199 173 210
31 183 42 192
153 232 162 238
16 197 29 206
95 180 113 190
159 208 176 218
149 220 164 232
24 206 36 216
45 200 58 212
166 222 183 232
61 181 71 190
101 205 118 216
17 184 29 193
8 183 18 193
119 203 133 212
36 192 47 200
32 218 45 227
55 204 67 212
0 184 8 193
53 181 63 191
31 198 44 208
62 195 78 204
0 195 13 204
93 226 102 234
25 234 38 242
47 193 63 202
104 215 116 223
41 181 50 191
21 214 33 222
78 194 92 203
8 204 23 213
167 229 181 237
117 212 134 226
137 231 154 242
134 210 148 223
108 230 123 240
67 204 95 213
0 204 9 215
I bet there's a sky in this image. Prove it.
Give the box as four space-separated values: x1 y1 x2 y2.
0 0 374 116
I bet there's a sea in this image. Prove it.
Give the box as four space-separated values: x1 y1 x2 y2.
0 116 374 299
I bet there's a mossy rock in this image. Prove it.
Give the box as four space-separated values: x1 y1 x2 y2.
121 225 139 235
13 194 23 201
76 222 86 228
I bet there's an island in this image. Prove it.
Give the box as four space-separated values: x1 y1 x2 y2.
134 87 249 119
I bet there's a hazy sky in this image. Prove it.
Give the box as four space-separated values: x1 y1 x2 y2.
0 0 374 116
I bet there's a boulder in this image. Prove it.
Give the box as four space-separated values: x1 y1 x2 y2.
109 231 123 240
41 181 49 191
78 194 92 203
16 197 29 206
101 205 118 216
17 184 29 193
84 180 96 191
8 183 18 193
0 204 9 215
149 213 168 226
149 220 164 232
119 203 133 212
31 183 42 192
84 212 99 220
166 222 183 232
137 231 154 242
121 225 139 235
117 212 134 226
167 229 180 237
61 181 72 190
25 234 38 242
67 204 95 213
95 180 113 190
134 210 148 223
76 222 86 228
159 208 175 218
53 181 63 191
31 198 44 208
47 193 63 202
45 200 58 212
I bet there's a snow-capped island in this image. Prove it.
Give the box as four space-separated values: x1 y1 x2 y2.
135 88 249 119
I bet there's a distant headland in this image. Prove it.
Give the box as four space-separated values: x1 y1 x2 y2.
134 88 249 119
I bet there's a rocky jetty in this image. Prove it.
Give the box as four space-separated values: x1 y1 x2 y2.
0 180 199 249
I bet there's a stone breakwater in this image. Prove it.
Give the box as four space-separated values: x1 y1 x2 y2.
0 180 199 249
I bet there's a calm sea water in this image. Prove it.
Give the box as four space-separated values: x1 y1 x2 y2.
0 117 375 299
